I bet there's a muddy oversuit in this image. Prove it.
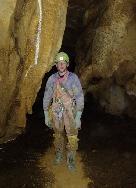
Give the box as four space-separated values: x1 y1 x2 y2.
43 71 84 169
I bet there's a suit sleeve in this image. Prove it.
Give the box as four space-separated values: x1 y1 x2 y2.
43 75 54 111
72 74 84 112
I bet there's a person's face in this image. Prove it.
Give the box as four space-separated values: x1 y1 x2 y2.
56 61 69 72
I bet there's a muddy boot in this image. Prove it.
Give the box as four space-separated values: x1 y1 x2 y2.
67 151 76 171
66 135 79 171
54 150 63 165
53 132 64 165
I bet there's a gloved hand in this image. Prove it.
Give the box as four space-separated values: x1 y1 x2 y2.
75 111 82 129
44 110 52 129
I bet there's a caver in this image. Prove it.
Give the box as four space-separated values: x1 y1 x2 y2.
43 52 84 171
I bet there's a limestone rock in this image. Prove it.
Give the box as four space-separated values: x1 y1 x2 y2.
76 0 136 117
0 0 68 142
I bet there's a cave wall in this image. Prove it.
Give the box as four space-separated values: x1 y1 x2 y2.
75 0 136 117
0 0 18 138
0 0 68 142
0 0 136 143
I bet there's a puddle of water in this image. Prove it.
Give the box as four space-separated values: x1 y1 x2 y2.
39 147 91 188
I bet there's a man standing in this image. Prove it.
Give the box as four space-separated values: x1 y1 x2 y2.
43 52 84 171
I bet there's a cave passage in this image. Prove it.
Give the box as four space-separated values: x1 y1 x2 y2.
0 1 136 187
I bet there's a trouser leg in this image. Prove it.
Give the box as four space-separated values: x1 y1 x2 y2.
53 131 65 164
52 113 65 164
63 108 79 170
66 134 79 170
53 130 64 155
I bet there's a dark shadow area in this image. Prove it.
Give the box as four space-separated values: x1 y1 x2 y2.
79 93 136 188
0 88 55 188
0 117 54 188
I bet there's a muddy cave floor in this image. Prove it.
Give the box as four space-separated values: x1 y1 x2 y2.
0 101 136 188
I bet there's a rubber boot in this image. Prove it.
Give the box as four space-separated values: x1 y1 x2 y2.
53 133 64 165
54 149 63 165
66 135 79 171
67 151 76 171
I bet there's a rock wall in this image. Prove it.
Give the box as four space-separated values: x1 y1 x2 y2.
75 0 136 117
0 0 136 143
0 0 68 142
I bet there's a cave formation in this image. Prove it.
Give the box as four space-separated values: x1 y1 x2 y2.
0 0 136 144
